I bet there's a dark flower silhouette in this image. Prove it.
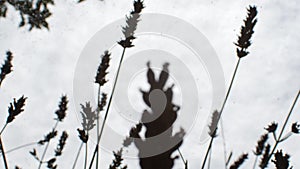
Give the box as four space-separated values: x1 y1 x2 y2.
118 0 145 48
29 148 40 161
254 133 268 155
130 62 185 169
6 96 27 124
229 153 248 169
291 122 299 134
38 130 58 145
95 51 111 86
259 144 271 169
265 122 278 133
109 148 127 169
0 0 54 30
55 95 68 122
208 110 219 138
272 150 292 169
77 128 88 143
55 131 68 156
98 93 107 111
235 5 257 58
129 123 142 138
47 158 57 169
132 0 144 14
0 51 13 86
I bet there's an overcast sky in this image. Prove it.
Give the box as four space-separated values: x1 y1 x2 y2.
0 0 300 168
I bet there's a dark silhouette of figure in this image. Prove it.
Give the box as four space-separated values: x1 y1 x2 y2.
130 62 185 169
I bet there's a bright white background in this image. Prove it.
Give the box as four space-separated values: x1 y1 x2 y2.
0 0 299 168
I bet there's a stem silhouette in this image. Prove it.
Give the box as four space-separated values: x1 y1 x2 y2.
38 120 59 169
265 91 300 165
4 142 37 154
201 58 241 169
89 47 126 169
0 136 8 169
84 140 88 169
72 142 83 169
96 87 101 169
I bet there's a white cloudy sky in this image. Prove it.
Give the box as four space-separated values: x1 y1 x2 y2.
0 0 300 169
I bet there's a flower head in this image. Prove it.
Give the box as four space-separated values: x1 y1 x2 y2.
80 102 97 131
7 95 27 124
208 110 219 138
38 130 58 145
291 122 300 134
259 144 271 169
254 133 268 155
55 131 68 156
229 153 248 169
235 6 258 58
77 128 88 143
265 122 278 133
109 148 127 169
98 93 107 111
272 150 291 169
95 51 110 86
0 51 13 86
55 95 68 121
131 0 145 14
118 0 145 48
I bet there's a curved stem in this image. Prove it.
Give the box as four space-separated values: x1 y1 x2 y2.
89 47 126 169
38 120 59 169
72 142 84 169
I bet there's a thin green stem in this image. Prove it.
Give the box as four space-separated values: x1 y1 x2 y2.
266 90 300 165
89 47 126 169
0 136 8 169
38 120 59 169
201 58 241 169
72 142 84 169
